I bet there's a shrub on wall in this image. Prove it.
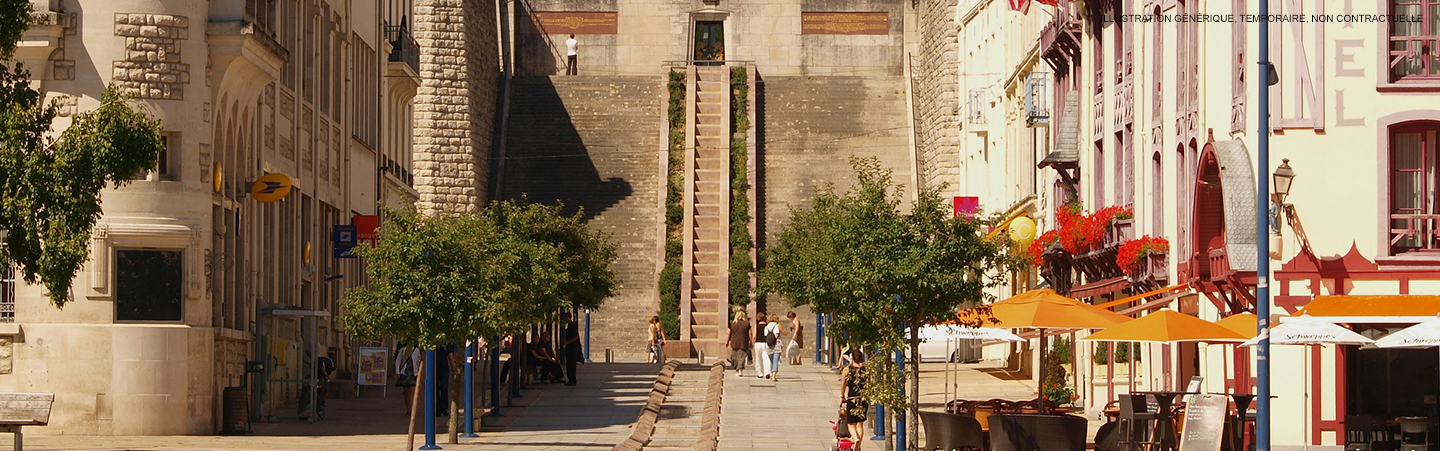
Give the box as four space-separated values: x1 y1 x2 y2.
658 70 685 340
728 66 753 307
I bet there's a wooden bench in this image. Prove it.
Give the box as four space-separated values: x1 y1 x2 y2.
0 393 53 451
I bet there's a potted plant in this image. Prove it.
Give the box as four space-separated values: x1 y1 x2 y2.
1117 236 1170 279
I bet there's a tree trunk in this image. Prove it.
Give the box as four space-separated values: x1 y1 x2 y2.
448 350 460 444
908 326 921 451
407 355 425 451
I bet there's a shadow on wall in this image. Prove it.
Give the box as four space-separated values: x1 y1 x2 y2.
514 4 561 76
500 77 631 221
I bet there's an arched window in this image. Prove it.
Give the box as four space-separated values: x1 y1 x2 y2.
1389 121 1440 253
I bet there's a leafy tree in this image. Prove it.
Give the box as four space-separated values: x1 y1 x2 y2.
760 157 1019 449
0 0 165 307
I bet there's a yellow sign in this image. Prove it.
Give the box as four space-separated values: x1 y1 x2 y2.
250 173 293 203
213 162 223 194
1008 216 1037 248
302 241 312 267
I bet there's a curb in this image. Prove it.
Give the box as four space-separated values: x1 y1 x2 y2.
692 359 728 451
611 360 682 451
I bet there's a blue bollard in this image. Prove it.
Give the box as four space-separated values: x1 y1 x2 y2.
462 342 477 438
421 349 441 450
814 313 824 364
896 348 906 451
585 309 593 362
489 337 503 417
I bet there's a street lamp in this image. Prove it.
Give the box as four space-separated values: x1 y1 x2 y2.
1272 159 1295 203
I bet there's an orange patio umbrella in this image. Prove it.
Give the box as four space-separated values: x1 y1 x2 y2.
960 289 1131 405
1082 310 1249 343
1215 313 1259 339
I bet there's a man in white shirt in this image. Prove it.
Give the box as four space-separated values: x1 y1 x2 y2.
565 34 578 75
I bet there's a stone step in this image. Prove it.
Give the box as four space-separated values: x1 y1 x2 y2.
695 112 724 126
693 238 724 254
695 101 726 115
692 288 720 299
696 91 723 103
694 168 725 182
694 203 722 217
695 191 725 204
696 80 724 92
692 311 721 326
692 274 724 291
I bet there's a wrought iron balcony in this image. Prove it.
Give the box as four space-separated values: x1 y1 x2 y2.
386 22 419 73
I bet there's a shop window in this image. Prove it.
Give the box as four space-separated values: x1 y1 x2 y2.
1390 0 1440 81
115 249 183 322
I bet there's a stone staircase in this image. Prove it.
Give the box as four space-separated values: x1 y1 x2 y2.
681 66 732 357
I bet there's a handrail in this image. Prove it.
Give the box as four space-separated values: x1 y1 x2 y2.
515 0 566 66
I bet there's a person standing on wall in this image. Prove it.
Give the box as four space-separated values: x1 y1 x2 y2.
562 312 581 385
565 34 578 76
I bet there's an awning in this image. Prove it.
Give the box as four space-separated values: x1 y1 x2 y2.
1296 295 1440 324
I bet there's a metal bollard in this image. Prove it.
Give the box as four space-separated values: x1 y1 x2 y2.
605 348 613 363
697 349 705 365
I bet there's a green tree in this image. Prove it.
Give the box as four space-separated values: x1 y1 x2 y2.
0 0 165 307
760 157 1019 449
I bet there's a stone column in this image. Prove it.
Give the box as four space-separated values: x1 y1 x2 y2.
412 0 499 214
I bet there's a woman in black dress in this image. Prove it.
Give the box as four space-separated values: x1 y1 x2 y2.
840 349 868 449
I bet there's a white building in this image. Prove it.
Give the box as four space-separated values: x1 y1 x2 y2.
0 0 420 434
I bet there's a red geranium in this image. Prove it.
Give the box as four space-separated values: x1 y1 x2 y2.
1029 230 1060 267
1117 236 1170 276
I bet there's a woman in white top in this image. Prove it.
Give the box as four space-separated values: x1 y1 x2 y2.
646 316 666 363
765 314 784 380
752 315 771 378
395 343 421 416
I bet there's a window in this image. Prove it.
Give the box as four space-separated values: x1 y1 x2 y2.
0 244 13 323
1094 140 1106 207
115 250 183 322
158 133 176 180
1390 122 1440 254
1390 0 1440 81
1152 152 1164 236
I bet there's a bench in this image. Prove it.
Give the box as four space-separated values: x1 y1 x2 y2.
0 393 53 451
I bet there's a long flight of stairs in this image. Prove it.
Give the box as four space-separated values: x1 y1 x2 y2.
680 66 732 357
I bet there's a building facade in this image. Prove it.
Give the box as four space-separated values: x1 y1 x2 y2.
923 1 1440 449
0 0 427 434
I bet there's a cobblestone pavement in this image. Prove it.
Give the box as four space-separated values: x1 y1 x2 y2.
23 362 660 451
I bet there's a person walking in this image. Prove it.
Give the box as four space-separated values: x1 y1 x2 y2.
395 343 420 416
561 312 581 385
787 311 804 365
840 349 868 449
752 314 771 378
765 314 783 380
725 310 751 376
565 34 578 75
647 316 666 364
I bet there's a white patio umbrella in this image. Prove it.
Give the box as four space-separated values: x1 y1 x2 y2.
1240 315 1374 346
1374 316 1440 348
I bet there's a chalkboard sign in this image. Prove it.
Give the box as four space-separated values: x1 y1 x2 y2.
1179 394 1228 451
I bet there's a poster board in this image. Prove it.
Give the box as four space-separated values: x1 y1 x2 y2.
357 347 389 386
1178 394 1228 451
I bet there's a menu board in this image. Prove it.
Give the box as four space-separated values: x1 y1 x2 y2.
357 347 389 386
1179 394 1228 451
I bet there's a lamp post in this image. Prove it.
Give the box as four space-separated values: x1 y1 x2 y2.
1256 8 1276 451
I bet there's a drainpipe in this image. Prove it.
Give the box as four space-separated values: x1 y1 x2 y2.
1255 7 1273 451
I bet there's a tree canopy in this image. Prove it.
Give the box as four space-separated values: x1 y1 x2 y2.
759 157 1019 447
340 201 618 350
0 0 166 307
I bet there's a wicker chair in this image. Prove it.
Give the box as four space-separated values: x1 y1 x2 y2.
920 411 987 451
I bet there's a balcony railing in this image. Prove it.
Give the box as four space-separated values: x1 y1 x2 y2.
1390 213 1440 253
1208 247 1231 283
386 22 420 73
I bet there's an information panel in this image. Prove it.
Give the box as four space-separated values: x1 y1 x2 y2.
801 12 890 35
532 11 619 35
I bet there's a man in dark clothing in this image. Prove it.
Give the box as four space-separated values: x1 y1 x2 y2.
530 334 566 383
435 344 453 417
725 311 751 376
561 312 581 386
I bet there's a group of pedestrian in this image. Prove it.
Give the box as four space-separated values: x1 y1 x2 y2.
724 310 805 379
391 313 586 417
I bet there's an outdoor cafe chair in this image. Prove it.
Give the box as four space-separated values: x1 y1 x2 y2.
1400 417 1432 451
1118 394 1159 451
1344 416 1395 451
920 410 986 451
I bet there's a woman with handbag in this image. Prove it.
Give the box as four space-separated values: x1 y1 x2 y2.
395 343 421 416
752 315 771 378
765 314 784 380
646 316 666 363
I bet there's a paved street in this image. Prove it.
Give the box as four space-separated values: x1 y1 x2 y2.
18 359 1069 451
23 362 660 451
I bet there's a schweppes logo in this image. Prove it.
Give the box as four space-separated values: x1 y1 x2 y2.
250 173 294 203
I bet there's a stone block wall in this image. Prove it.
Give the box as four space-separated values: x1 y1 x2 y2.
913 0 960 191
501 76 662 360
758 75 913 323
112 13 190 100
413 0 500 214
